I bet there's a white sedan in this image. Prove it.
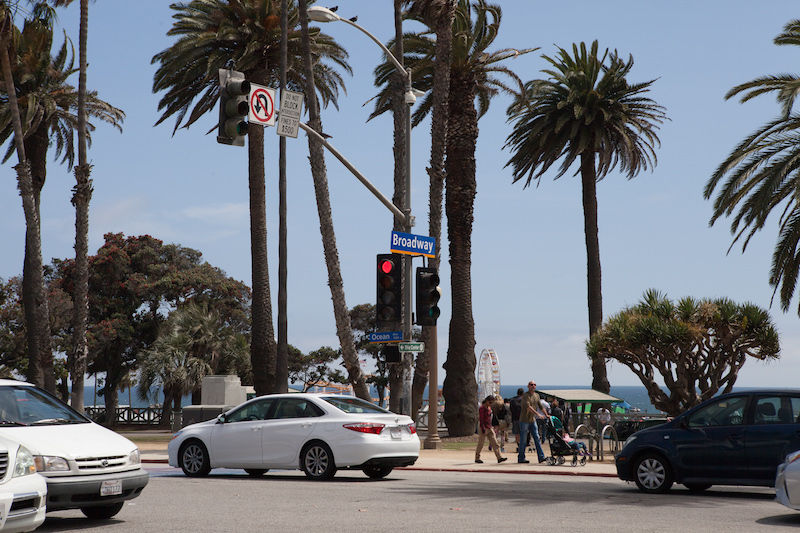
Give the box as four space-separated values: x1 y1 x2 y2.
168 394 419 480
776 450 800 510
0 436 47 533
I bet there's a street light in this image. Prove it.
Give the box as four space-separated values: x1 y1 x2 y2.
308 5 417 416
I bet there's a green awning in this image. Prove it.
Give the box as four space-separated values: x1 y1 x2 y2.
538 389 622 404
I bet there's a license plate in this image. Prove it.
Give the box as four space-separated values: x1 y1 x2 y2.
101 480 122 497
390 427 402 439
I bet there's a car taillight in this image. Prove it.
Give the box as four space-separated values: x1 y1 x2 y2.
343 423 385 435
408 423 417 434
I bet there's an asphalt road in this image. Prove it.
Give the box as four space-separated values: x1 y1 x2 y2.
37 466 800 532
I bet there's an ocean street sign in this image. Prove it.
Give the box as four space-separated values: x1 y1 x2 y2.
390 231 435 258
368 331 403 344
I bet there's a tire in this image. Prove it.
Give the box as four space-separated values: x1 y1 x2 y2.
244 469 269 477
363 466 393 479
179 439 211 477
302 442 336 480
684 483 712 492
633 453 673 493
81 502 124 520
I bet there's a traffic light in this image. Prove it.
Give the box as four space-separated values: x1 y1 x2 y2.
383 345 401 364
217 69 250 147
376 253 403 327
415 267 441 326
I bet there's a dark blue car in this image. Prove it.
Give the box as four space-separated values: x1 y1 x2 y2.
616 389 800 493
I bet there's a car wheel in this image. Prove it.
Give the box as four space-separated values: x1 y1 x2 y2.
301 442 336 480
684 483 712 492
179 439 211 477
363 466 393 479
81 502 124 520
244 468 269 477
634 453 673 493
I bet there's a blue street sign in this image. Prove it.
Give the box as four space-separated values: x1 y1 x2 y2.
368 331 403 344
390 231 435 258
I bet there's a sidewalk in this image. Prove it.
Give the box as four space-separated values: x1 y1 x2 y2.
127 431 618 478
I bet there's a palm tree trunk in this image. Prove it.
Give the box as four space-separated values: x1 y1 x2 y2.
248 123 277 396
70 0 91 410
412 0 456 420
580 151 609 393
441 72 478 436
0 19 54 392
298 0 369 401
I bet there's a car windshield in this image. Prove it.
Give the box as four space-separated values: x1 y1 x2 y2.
0 385 88 426
321 396 391 414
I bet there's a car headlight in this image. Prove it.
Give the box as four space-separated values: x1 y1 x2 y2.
34 455 70 472
13 446 37 477
785 450 800 465
129 448 140 466
623 435 637 449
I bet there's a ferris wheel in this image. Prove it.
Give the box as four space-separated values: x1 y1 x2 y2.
476 349 500 402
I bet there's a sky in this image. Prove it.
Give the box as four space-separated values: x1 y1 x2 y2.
2 1 800 389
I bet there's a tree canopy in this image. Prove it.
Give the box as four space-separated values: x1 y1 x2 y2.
587 289 780 416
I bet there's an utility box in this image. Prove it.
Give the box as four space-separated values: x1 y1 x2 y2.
201 375 247 406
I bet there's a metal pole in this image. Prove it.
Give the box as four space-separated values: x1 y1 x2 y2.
423 326 442 448
402 70 413 417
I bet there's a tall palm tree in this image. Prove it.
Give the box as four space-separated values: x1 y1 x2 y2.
152 0 350 396
46 0 93 411
296 0 369 401
0 1 56 392
371 0 533 435
402 0 456 420
705 19 800 316
504 40 666 394
0 11 122 403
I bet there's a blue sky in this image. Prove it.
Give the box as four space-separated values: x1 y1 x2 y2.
2 1 800 388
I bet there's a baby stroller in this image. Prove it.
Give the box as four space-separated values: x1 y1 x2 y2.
544 416 589 466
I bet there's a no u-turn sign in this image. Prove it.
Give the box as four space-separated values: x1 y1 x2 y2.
249 84 277 127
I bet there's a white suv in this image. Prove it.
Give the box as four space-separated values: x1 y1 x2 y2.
0 379 148 519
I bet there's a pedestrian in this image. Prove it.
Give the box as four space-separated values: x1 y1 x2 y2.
475 395 508 464
562 401 572 433
518 381 547 464
494 396 511 452
510 388 523 450
538 395 551 441
597 406 611 434
489 395 501 450
550 399 564 431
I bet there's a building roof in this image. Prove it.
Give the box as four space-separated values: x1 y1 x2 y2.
538 389 622 403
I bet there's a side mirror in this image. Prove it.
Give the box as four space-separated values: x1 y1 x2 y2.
216 414 227 424
679 417 689 429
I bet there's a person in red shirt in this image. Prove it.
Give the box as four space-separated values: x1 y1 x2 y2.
475 395 508 464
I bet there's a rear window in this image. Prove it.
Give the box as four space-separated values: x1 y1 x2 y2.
321 396 390 414
0 385 88 426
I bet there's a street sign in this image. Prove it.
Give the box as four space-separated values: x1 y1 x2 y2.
398 342 424 353
390 230 435 258
368 331 403 344
277 89 303 138
248 84 276 127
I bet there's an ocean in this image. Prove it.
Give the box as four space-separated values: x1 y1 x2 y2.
87 383 664 413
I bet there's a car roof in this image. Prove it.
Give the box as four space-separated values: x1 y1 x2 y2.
0 379 33 387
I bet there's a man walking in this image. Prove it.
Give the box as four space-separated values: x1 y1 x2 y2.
475 395 508 464
518 381 547 464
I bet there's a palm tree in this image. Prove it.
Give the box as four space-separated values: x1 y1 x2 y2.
152 0 350 396
402 0 456 420
705 19 800 316
0 8 123 406
296 0 369 401
45 0 93 412
504 40 666 394
372 0 532 435
0 1 56 392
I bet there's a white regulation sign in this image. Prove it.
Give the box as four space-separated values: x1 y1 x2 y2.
277 89 303 138
249 84 277 127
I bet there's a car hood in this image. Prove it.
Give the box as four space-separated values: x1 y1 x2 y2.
0 423 137 458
